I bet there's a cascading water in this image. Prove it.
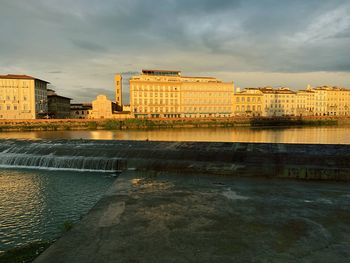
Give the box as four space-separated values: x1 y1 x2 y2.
0 140 127 172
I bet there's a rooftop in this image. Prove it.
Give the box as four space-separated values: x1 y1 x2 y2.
181 76 217 79
259 87 296 94
0 74 50 83
142 69 181 76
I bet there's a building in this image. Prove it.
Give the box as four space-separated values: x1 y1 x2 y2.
313 86 350 116
296 87 315 116
90 95 117 119
70 103 92 119
129 70 234 118
234 87 296 117
47 89 72 119
259 87 296 117
234 88 264 117
0 74 49 119
115 74 123 111
122 105 131 112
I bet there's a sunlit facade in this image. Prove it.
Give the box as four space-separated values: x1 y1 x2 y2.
91 95 116 119
234 87 296 117
129 70 234 118
313 86 350 116
296 87 315 116
234 88 264 117
0 74 49 119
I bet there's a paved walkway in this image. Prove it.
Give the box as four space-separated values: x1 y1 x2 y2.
34 171 350 263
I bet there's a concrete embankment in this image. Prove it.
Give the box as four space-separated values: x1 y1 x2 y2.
0 116 346 132
34 171 350 263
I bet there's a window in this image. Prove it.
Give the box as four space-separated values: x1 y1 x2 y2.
14 105 17 110
6 105 10 110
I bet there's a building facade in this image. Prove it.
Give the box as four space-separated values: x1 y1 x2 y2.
296 88 315 116
234 88 264 117
47 89 72 119
70 103 92 119
313 86 350 116
0 74 49 119
115 74 123 111
129 70 234 118
90 95 117 119
259 87 296 117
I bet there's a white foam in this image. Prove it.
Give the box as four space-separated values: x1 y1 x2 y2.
0 165 116 173
222 188 249 201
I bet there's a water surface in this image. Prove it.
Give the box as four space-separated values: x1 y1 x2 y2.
0 126 349 144
0 169 114 252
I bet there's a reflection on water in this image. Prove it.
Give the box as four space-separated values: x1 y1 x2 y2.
0 169 114 252
0 127 349 144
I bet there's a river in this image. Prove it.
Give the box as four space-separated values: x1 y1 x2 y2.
0 126 349 144
0 169 114 253
1 126 349 255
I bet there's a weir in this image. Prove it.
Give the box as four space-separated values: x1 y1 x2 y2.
0 139 350 180
0 140 127 172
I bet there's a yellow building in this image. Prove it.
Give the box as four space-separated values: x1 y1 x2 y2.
0 74 49 119
91 95 116 119
90 95 132 119
129 70 234 118
296 87 315 116
234 88 264 117
259 87 296 117
115 74 122 111
313 86 350 116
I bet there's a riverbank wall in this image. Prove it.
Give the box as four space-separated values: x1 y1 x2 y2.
0 116 348 132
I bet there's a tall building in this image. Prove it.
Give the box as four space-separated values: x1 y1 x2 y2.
129 70 234 118
115 74 122 111
0 74 49 119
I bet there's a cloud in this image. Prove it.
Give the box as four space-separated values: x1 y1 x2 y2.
71 39 107 52
0 0 350 102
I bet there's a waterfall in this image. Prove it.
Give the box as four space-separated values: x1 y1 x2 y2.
0 141 127 172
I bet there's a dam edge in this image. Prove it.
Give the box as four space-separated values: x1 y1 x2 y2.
0 139 350 181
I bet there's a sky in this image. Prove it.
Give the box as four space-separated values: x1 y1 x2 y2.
1 0 350 103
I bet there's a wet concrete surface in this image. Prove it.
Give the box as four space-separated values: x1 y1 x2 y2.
34 171 350 263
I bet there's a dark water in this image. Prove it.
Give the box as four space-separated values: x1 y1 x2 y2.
0 169 114 252
0 126 349 144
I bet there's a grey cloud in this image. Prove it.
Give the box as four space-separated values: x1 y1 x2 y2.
1 0 350 102
71 39 107 52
